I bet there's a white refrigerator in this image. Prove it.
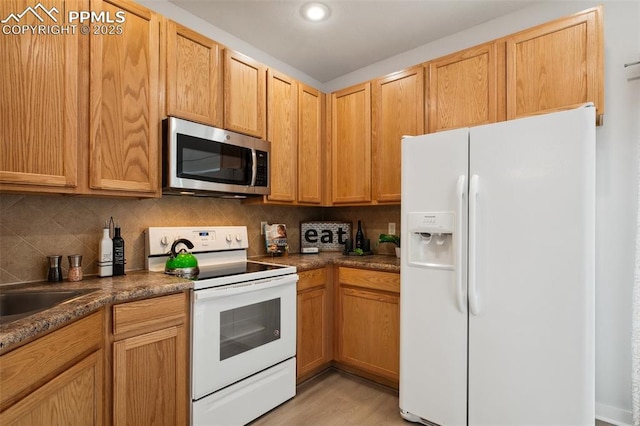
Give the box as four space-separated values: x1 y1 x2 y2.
399 106 595 425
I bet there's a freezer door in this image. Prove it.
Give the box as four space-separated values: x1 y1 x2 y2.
399 128 468 426
467 107 595 425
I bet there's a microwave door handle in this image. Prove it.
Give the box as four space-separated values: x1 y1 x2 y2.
250 148 257 186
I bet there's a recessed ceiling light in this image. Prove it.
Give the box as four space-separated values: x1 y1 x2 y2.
301 2 331 22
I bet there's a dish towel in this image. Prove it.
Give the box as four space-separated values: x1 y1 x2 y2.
634 129 640 426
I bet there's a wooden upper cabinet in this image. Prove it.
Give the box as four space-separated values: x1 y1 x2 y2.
0 0 79 191
505 6 604 122
298 84 324 204
372 66 424 203
331 82 372 204
166 20 223 127
89 0 160 196
224 49 267 138
427 42 498 133
267 70 298 202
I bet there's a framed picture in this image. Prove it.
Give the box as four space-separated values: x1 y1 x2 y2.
264 223 288 255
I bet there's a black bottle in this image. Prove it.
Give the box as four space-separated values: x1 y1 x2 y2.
355 220 364 250
112 226 125 276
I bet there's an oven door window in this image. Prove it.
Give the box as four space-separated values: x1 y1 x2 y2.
220 298 281 361
177 133 252 185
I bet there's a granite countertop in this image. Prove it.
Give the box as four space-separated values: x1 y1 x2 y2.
0 271 192 354
0 253 399 354
251 252 400 273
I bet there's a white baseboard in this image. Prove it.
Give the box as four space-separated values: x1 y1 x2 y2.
596 402 633 426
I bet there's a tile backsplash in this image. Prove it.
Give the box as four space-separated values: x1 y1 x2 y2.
0 194 400 285
323 205 401 256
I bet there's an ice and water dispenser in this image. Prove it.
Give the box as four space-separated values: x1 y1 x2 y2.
406 212 455 269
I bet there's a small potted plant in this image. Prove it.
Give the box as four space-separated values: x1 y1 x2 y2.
378 233 400 258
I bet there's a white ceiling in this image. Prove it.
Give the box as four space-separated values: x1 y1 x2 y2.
169 0 543 83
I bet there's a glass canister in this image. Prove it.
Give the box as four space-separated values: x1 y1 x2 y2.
67 254 83 282
47 255 63 282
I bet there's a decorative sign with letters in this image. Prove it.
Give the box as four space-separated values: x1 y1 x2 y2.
300 221 352 252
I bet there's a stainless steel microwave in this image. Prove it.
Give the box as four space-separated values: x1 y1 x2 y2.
163 117 270 197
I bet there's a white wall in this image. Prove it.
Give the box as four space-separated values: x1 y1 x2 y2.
140 1 640 423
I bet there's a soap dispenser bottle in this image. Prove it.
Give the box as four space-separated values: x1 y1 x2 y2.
98 221 113 277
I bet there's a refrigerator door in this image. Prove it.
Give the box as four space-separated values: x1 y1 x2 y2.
400 128 469 426
467 107 595 425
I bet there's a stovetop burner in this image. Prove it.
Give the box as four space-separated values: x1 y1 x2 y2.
195 261 289 281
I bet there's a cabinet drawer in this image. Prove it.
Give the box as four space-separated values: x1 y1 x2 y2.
0 310 103 411
297 268 326 292
112 292 187 337
338 267 399 293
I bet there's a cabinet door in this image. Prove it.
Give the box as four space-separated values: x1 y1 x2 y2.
297 288 329 378
338 287 400 382
297 84 324 204
113 326 187 426
267 70 298 202
331 82 371 204
0 351 103 425
166 21 222 127
0 0 79 191
89 0 160 196
297 268 331 380
427 42 498 133
337 268 400 385
505 6 603 121
224 49 266 138
112 293 188 426
372 67 424 203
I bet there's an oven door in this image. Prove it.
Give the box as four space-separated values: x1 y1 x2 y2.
191 274 297 400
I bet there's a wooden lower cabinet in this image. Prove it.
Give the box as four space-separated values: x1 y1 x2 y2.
296 268 332 382
111 292 189 426
335 267 400 387
1 350 103 426
0 311 104 425
0 292 191 426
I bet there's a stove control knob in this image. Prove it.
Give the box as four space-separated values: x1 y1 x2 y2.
226 234 233 243
160 236 170 246
236 234 242 242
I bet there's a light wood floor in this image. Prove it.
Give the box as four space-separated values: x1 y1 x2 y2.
251 369 615 426
251 369 407 426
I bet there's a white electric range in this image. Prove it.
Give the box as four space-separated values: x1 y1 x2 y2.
145 226 298 425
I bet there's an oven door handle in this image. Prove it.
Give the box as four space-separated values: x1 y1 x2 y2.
194 274 299 300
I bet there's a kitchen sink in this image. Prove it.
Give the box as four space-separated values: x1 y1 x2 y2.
0 288 98 325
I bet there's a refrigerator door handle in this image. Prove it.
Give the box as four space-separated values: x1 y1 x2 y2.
456 175 467 313
469 174 481 315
